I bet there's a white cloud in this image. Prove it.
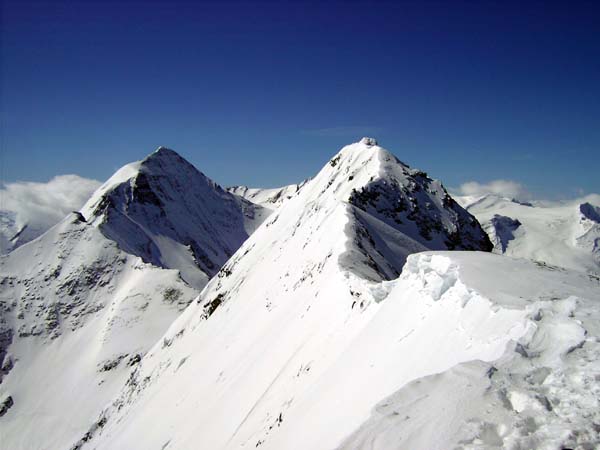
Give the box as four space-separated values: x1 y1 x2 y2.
0 175 101 231
457 179 531 200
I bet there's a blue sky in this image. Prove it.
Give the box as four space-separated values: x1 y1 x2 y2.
2 0 599 199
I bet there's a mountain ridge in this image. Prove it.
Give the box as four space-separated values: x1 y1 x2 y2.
74 139 502 449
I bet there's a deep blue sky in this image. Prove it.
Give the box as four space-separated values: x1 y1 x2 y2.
2 0 599 198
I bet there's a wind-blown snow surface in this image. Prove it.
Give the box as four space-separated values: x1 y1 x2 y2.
0 147 269 449
458 194 600 275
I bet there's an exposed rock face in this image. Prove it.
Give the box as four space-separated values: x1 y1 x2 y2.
580 202 600 223
487 214 522 252
577 202 600 265
336 141 493 254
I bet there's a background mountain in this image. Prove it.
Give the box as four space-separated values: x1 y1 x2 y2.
227 181 309 211
80 146 270 289
457 193 600 275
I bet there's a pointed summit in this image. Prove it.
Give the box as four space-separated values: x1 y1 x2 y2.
300 139 493 260
142 146 189 167
80 146 266 289
154 145 175 153
359 136 378 146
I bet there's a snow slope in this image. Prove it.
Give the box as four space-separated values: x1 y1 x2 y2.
82 249 600 450
0 213 198 450
78 139 510 450
0 147 268 449
459 194 600 275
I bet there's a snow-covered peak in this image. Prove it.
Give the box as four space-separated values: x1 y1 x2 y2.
79 147 267 289
152 145 176 155
359 136 378 146
82 147 213 220
299 139 491 252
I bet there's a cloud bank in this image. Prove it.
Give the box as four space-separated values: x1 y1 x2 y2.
0 174 101 239
457 179 531 200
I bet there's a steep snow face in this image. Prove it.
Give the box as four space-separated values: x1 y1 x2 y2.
0 213 198 450
78 139 499 449
459 194 600 274
227 181 309 210
82 147 268 288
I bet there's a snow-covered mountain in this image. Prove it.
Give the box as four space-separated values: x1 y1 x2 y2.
458 193 600 275
0 147 268 449
71 138 545 450
81 147 269 289
3 139 598 450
